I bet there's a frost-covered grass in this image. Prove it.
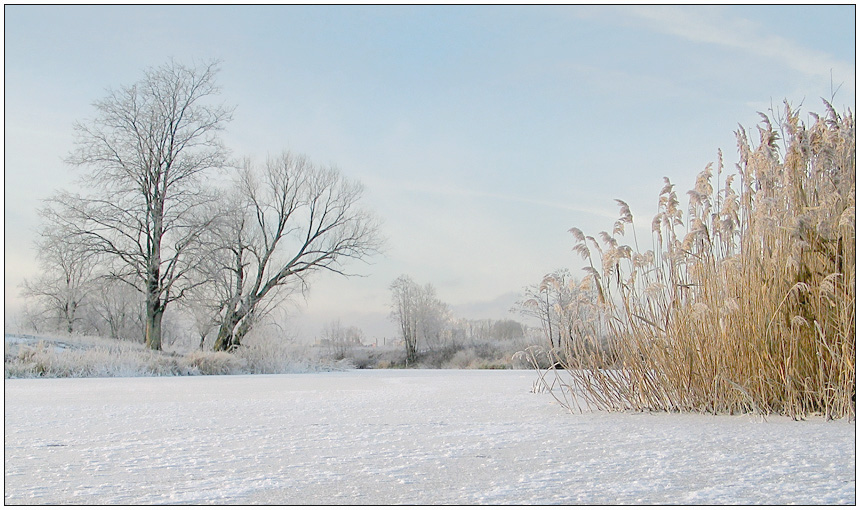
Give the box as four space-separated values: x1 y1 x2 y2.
4 333 350 378
4 370 854 505
5 334 191 378
4 333 529 378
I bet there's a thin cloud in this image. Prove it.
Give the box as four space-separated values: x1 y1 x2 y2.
383 179 618 220
621 6 854 92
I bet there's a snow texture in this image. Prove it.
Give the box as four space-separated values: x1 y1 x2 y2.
4 370 856 505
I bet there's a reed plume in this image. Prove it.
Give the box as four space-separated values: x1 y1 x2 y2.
552 101 855 420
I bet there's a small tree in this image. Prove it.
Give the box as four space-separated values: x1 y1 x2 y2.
86 279 145 341
415 282 450 352
390 275 420 364
490 319 525 341
389 275 450 365
20 204 99 334
320 320 364 360
517 268 603 352
517 270 564 348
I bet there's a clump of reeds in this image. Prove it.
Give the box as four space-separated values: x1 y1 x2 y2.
550 101 854 420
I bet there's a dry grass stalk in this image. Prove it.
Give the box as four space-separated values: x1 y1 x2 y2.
549 101 854 420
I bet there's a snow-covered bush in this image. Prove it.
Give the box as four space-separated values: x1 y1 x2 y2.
345 344 405 369
445 345 516 369
183 351 245 375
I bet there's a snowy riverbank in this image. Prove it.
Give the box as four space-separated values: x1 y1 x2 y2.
4 370 855 504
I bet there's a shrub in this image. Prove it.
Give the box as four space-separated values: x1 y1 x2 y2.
449 348 479 369
184 351 245 375
444 344 517 369
346 345 406 369
231 335 354 374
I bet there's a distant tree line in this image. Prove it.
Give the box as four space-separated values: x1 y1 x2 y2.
388 274 534 366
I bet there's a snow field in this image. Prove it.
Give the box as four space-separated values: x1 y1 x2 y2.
4 370 855 504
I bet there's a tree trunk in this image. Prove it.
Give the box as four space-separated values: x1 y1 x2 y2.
214 312 243 352
145 195 165 350
213 320 235 352
214 303 257 352
145 305 164 350
404 328 418 366
64 304 74 334
233 314 253 346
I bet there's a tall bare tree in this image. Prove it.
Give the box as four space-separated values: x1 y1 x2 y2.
389 275 449 365
390 275 421 364
210 152 382 351
57 59 232 349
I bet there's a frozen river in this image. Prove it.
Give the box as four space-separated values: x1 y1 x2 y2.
4 369 855 504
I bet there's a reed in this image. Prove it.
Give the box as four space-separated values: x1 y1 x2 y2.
551 101 854 419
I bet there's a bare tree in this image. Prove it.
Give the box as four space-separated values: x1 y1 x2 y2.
20 204 99 334
389 275 450 365
320 319 365 360
182 286 224 350
57 59 233 350
179 198 243 349
210 152 382 351
517 269 605 354
415 282 450 352
85 279 145 341
390 275 421 364
490 319 525 341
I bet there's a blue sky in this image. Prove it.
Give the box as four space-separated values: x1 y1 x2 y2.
4 5 855 341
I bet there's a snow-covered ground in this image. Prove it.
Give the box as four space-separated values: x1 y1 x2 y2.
4 370 855 505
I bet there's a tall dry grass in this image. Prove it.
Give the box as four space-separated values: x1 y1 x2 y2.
551 101 854 419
